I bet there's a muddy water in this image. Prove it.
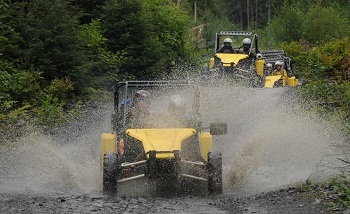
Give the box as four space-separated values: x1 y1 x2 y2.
199 85 343 196
0 103 113 195
0 85 344 198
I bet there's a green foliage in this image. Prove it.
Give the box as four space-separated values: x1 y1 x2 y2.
79 19 108 48
78 18 127 88
280 41 311 68
202 14 238 50
33 77 77 131
267 5 305 43
0 104 31 128
290 38 350 136
330 175 350 206
144 0 189 57
302 4 349 44
46 78 74 102
0 60 41 111
20 0 88 92
34 95 65 130
303 39 350 82
267 3 350 44
101 0 195 79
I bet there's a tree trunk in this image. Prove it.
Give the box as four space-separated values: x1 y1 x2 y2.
177 0 181 8
255 0 258 29
246 0 249 30
267 1 271 23
194 0 197 23
240 0 243 29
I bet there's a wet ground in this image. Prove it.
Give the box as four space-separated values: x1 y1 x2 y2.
0 84 347 213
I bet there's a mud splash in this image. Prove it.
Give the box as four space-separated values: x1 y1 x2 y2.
199 84 345 196
0 103 112 195
0 84 345 197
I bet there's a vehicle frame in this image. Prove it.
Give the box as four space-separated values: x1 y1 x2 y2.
101 80 227 196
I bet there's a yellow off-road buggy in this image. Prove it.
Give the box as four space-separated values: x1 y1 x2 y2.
260 50 299 88
100 80 227 196
204 31 265 87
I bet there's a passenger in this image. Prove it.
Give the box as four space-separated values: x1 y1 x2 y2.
126 90 151 128
272 61 288 85
217 38 236 53
168 94 202 161
237 38 252 54
265 63 273 75
168 94 193 127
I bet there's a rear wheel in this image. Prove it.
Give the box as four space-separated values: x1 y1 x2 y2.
251 75 265 88
103 152 118 195
207 151 223 196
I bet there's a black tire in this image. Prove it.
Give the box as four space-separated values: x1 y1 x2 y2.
274 79 283 87
254 75 265 88
103 152 118 195
207 151 223 196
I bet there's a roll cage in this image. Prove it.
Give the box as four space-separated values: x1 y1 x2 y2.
214 31 259 56
113 80 201 131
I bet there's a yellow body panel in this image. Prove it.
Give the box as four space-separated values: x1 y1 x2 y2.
265 75 299 88
100 133 117 167
126 128 196 159
256 59 265 77
209 57 215 69
287 76 299 87
264 75 283 88
209 53 248 68
199 132 212 162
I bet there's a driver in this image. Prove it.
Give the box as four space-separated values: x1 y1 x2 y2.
272 61 288 85
126 90 151 128
217 38 236 53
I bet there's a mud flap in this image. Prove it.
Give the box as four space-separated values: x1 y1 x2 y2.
207 151 223 195
103 152 118 195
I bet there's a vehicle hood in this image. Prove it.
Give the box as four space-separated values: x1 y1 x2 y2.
126 128 196 159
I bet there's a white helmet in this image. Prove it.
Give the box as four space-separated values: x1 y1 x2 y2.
266 63 273 68
256 53 262 59
224 38 232 43
275 61 283 67
242 38 251 45
135 90 150 98
169 94 185 110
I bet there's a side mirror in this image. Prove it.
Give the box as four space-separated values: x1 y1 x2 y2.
210 122 227 135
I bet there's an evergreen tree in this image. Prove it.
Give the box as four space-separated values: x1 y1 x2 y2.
20 0 88 90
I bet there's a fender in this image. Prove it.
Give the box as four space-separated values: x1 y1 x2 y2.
100 133 116 167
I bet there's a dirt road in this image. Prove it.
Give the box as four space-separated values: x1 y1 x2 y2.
0 84 346 213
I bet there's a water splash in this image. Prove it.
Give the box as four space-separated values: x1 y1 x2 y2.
199 84 345 196
0 83 345 197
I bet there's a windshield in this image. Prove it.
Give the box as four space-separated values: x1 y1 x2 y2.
116 81 198 129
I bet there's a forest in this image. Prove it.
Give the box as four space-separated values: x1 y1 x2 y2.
0 0 349 139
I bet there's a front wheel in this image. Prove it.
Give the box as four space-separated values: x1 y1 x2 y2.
103 152 118 195
207 151 223 196
273 79 283 87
